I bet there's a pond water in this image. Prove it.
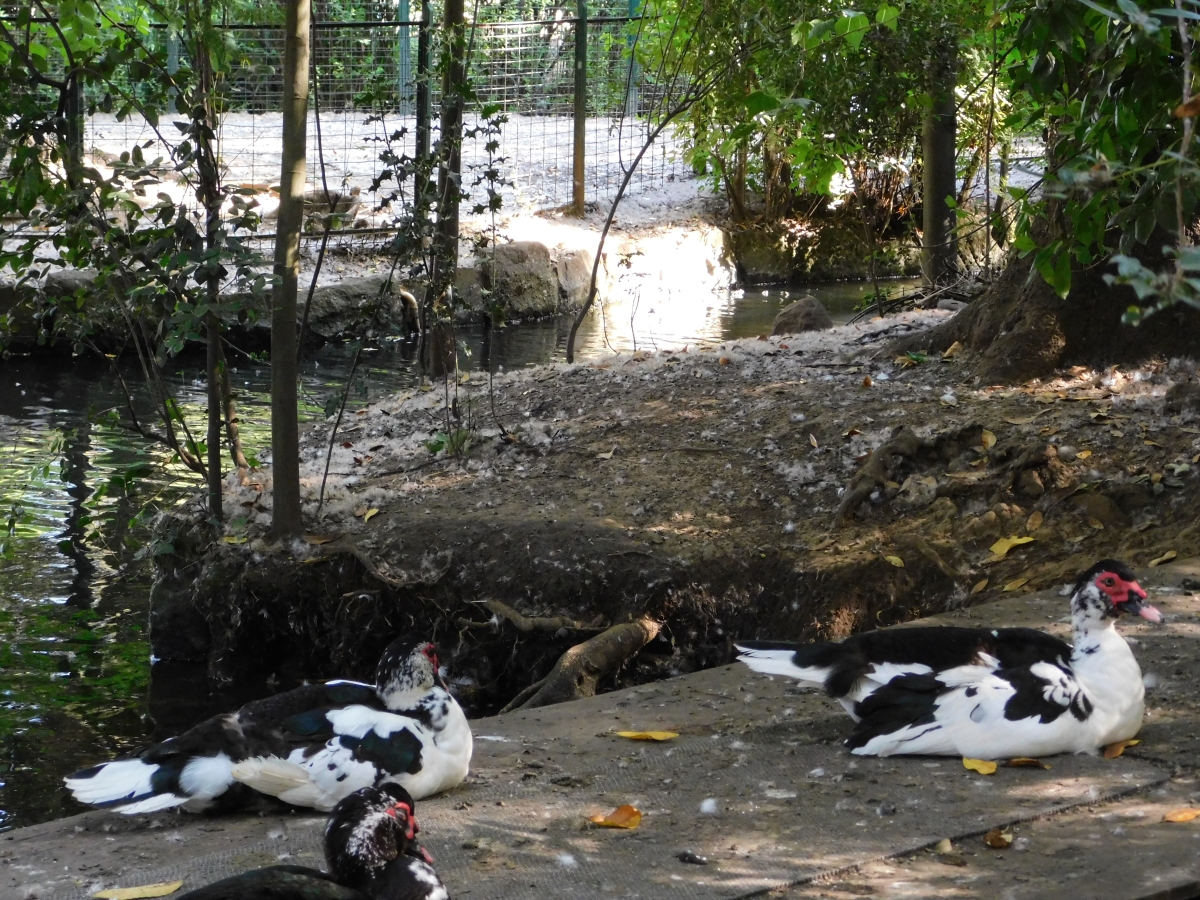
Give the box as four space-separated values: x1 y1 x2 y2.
0 277 917 830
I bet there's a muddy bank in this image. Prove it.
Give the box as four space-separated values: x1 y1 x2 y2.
149 309 1200 713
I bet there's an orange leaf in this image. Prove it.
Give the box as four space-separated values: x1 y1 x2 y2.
589 804 642 829
963 757 997 775
1006 757 1051 769
302 534 338 545
1175 96 1200 118
1103 739 1140 759
1164 808 1200 823
970 578 989 595
983 828 1013 848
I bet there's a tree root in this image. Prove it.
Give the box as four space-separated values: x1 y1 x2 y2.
478 598 605 634
835 426 931 525
501 617 661 713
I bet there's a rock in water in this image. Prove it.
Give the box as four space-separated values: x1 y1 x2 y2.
485 241 560 318
771 296 833 335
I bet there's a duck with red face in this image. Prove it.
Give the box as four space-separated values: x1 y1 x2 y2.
736 559 1164 759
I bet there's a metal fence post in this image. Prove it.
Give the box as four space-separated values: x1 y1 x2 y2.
625 0 641 117
167 31 180 114
398 0 413 115
416 0 432 161
572 0 587 216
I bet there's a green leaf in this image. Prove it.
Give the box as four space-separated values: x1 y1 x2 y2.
745 91 780 116
875 3 900 30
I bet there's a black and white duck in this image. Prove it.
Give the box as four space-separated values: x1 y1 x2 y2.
174 784 450 900
65 636 472 814
736 559 1162 758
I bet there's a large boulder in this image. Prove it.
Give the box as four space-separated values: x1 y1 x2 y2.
771 295 834 335
303 274 418 340
484 241 560 318
556 248 594 310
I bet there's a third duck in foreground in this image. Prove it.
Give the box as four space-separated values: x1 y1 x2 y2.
736 559 1163 759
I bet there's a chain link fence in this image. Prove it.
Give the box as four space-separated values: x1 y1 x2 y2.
83 6 688 231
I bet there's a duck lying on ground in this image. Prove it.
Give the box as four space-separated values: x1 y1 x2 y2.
174 784 450 900
736 559 1162 758
65 636 472 813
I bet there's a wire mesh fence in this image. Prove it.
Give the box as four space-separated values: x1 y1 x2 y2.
81 7 688 231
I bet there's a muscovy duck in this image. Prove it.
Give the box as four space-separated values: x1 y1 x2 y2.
736 559 1163 758
65 636 472 813
172 784 450 900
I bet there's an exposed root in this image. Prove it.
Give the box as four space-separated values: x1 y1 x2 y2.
478 598 606 634
835 426 932 525
509 618 661 712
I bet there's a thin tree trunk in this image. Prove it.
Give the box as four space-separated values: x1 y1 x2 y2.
922 36 958 286
271 0 311 538
216 339 250 483
205 313 222 520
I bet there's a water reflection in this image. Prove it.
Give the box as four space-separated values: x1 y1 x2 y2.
0 278 914 830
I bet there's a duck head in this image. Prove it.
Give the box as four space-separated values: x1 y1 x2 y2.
376 635 444 709
1071 559 1163 625
324 783 418 891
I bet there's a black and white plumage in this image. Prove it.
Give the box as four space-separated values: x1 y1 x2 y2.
173 784 450 900
65 636 472 814
737 559 1163 758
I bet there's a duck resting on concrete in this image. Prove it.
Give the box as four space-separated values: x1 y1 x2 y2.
736 559 1162 758
175 783 450 900
65 635 472 814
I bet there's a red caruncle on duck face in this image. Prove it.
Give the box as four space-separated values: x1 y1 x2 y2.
421 643 439 672
385 799 417 841
1094 569 1163 623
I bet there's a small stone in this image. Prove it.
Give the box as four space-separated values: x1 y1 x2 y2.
1014 468 1045 500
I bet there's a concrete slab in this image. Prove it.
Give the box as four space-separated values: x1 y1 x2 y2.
5 560 1200 900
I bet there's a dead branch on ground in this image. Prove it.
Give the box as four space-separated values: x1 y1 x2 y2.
478 598 605 634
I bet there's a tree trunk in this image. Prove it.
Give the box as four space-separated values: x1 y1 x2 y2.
922 38 958 286
205 312 222 521
271 0 310 539
434 0 466 303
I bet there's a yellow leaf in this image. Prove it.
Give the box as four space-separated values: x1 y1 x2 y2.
809 433 820 449
94 882 184 900
615 731 678 741
1002 578 1029 592
884 555 905 568
1149 550 1177 567
970 578 989 595
1005 757 1051 769
363 508 379 522
989 535 1034 560
302 534 338 545
222 535 248 544
812 537 835 551
963 758 997 775
981 429 996 450
1164 808 1200 823
942 341 964 359
984 828 1014 848
1145 439 1161 447
589 804 642 829
595 450 615 460
1004 410 1051 426
1026 510 1044 532
1077 449 1093 460
1103 738 1140 759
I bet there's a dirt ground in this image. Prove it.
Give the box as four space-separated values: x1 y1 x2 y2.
150 306 1200 714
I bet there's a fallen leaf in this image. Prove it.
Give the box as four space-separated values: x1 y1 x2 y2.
718 356 731 365
1026 510 1044 532
1006 757 1051 769
937 852 968 867
980 429 997 451
809 434 819 448
341 441 354 449
1088 517 1105 530
94 883 184 900
1149 550 1177 567
1077 449 1093 460
615 731 678 741
843 428 862 439
1145 439 1161 447
861 375 873 388
942 341 965 359
589 804 642 829
1002 578 1029 592
1004 410 1051 426
363 508 379 523
970 578 989 595
934 838 953 854
1164 808 1200 823
595 450 615 460
811 537 835 551
1152 472 1164 484
984 828 1014 849
963 758 997 775
1103 739 1140 759
989 535 1034 560
221 535 248 544
302 534 338 545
